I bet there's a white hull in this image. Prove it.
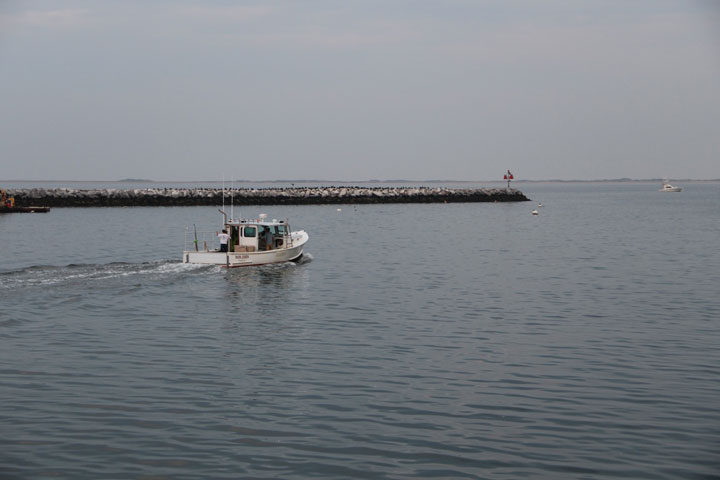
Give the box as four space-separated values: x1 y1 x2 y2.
183 231 308 267
660 182 682 192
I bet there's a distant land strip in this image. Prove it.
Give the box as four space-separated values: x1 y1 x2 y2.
4 178 718 184
8 186 529 207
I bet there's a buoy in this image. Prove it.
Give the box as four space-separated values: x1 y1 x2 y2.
532 209 539 215
337 208 342 212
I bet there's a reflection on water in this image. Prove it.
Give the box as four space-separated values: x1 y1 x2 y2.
222 254 312 308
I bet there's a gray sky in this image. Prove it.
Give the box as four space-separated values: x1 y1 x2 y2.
1 0 719 181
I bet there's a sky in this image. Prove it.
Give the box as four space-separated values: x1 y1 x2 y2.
1 0 719 181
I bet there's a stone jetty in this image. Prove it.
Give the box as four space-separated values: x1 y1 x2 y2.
6 186 529 207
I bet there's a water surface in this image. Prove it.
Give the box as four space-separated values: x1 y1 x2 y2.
1 182 719 479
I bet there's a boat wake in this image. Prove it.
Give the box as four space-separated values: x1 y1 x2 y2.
292 252 313 265
0 260 215 290
0 254 313 290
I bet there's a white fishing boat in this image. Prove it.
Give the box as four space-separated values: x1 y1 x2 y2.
183 211 309 267
659 181 682 192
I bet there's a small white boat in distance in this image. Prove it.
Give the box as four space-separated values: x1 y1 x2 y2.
183 211 309 267
659 181 682 192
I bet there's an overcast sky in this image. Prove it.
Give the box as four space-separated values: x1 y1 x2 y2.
1 0 718 181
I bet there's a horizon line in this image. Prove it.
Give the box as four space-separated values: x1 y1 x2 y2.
2 178 719 184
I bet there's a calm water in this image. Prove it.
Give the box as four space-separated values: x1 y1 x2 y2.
1 183 719 479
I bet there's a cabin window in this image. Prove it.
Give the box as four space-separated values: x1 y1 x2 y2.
277 225 286 234
243 226 257 237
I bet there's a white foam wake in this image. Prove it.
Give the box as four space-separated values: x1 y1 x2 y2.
0 260 217 289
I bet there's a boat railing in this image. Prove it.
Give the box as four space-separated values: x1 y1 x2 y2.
184 228 221 252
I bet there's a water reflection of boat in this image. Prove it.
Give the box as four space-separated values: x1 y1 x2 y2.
183 211 309 267
659 181 682 192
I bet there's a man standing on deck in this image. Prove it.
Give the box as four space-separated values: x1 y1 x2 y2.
263 227 274 250
217 229 230 252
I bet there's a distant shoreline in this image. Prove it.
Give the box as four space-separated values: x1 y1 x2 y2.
2 178 719 184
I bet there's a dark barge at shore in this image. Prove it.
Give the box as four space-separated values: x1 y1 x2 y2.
0 206 51 213
5 186 530 207
0 189 50 213
0 207 50 213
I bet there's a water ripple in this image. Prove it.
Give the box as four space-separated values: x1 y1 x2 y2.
2 191 720 478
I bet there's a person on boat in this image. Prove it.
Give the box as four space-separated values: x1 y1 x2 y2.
263 227 273 251
217 229 230 252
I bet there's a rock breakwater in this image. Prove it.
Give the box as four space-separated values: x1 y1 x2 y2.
7 186 529 207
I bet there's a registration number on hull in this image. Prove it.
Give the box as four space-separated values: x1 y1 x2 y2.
230 254 252 264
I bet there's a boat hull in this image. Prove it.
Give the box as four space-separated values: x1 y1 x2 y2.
0 206 50 213
183 232 308 267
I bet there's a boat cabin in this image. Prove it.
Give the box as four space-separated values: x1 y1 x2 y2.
225 219 291 253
